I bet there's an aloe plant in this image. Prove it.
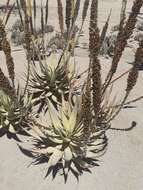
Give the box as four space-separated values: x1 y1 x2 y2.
19 97 107 182
0 90 33 140
29 53 79 113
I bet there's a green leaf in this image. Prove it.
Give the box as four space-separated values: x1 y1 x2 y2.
31 124 46 138
64 147 73 161
23 128 42 140
9 124 16 133
48 100 62 130
68 103 78 133
49 137 63 144
47 149 63 168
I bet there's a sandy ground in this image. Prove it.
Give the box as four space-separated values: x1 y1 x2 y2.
0 0 143 190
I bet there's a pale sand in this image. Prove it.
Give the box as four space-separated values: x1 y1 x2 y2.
0 0 143 190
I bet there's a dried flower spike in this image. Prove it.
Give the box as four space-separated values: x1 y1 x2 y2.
0 19 15 86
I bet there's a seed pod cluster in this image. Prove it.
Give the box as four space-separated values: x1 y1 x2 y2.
126 39 143 93
89 0 102 121
111 0 143 75
57 0 64 34
0 19 15 86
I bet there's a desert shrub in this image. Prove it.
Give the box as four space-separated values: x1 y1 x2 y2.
132 20 143 42
100 32 118 57
11 30 25 45
10 19 24 45
11 19 54 46
47 33 66 51
11 19 23 32
136 20 143 31
36 24 54 35
134 31 143 42
47 24 79 54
